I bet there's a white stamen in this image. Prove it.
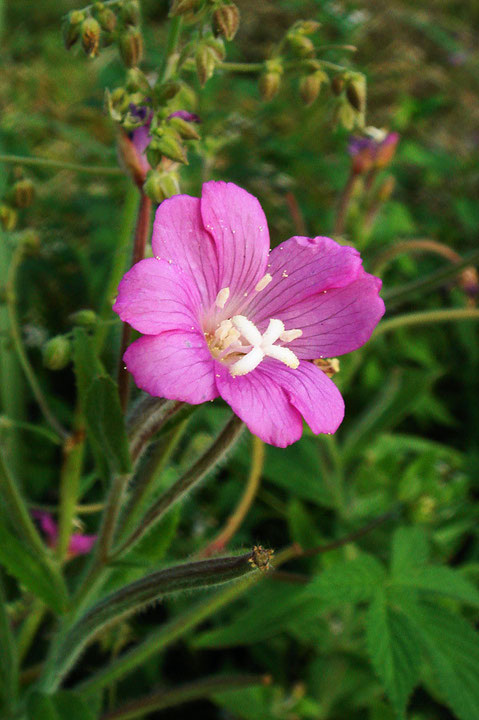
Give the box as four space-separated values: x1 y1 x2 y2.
280 329 303 343
230 347 264 376
262 318 284 346
265 345 300 369
255 273 273 292
232 315 262 346
215 287 230 309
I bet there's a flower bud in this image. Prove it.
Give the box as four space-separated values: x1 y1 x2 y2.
126 68 150 93
149 129 188 164
375 132 399 169
62 10 85 50
346 76 366 113
204 35 226 62
70 309 97 327
377 175 396 202
117 131 148 186
299 70 327 106
335 101 356 130
121 0 141 26
169 115 200 140
12 178 35 208
105 87 129 122
286 32 314 57
259 60 283 101
42 336 71 371
155 80 182 104
293 20 321 35
0 205 17 231
81 16 102 58
120 27 143 67
213 3 240 41
144 170 181 203
96 6 117 32
195 45 217 86
169 0 200 16
331 74 345 96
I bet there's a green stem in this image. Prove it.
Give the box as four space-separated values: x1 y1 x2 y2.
0 154 123 177
101 674 269 720
333 170 358 235
0 418 61 445
57 420 86 561
0 571 18 715
158 16 183 83
371 238 462 274
77 546 297 696
17 600 46 663
6 248 67 440
374 307 479 338
42 553 258 692
114 414 244 558
382 247 479 309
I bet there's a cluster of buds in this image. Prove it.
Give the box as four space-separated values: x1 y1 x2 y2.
170 0 240 43
332 72 366 130
284 20 320 59
62 1 143 67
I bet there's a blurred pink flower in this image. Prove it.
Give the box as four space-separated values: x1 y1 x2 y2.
348 131 399 174
32 510 96 558
114 181 384 447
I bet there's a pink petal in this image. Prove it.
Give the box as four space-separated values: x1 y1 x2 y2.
69 534 97 556
276 272 385 359
200 182 270 310
260 360 345 434
131 125 151 173
32 510 58 542
246 236 362 322
113 258 201 335
152 195 219 308
214 360 303 448
124 330 218 404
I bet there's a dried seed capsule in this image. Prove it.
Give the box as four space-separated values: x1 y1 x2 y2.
346 76 366 112
195 44 216 86
81 16 102 58
204 35 226 62
213 3 240 41
299 70 326 106
96 7 117 32
286 32 314 57
331 73 345 95
169 0 200 16
259 71 281 101
121 0 141 26
13 178 35 208
42 336 71 371
119 27 144 68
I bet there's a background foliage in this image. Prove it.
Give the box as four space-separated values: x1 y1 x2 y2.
1 1 479 719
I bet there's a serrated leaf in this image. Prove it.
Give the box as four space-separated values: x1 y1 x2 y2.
306 553 386 607
393 565 479 608
0 523 68 614
391 527 429 576
85 376 131 473
366 590 421 718
407 601 479 720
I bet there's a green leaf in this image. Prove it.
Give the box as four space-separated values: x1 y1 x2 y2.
85 376 131 474
213 686 277 720
391 526 429 576
408 601 479 720
306 553 386 607
0 573 17 714
27 691 96 720
394 565 479 608
366 590 421 718
287 498 322 550
0 522 68 614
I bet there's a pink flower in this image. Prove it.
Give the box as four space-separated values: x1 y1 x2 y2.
114 182 384 447
348 131 399 174
32 510 97 558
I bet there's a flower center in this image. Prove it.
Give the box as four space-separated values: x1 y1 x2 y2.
206 309 302 377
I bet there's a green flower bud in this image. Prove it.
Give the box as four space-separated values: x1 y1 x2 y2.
213 3 240 41
331 74 345 96
169 115 200 140
119 27 144 68
169 0 200 17
346 76 366 113
126 68 150 93
155 80 182 104
62 10 85 50
81 16 102 58
13 178 35 209
335 101 356 131
70 309 97 327
259 61 283 101
286 32 314 57
293 20 321 35
149 129 188 164
195 45 217 86
299 70 327 106
144 170 181 203
105 87 129 122
42 336 71 371
0 205 17 231
121 0 141 26
96 7 117 32
204 35 226 62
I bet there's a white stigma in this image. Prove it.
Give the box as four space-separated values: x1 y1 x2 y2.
229 315 300 377
215 287 230 309
255 273 273 292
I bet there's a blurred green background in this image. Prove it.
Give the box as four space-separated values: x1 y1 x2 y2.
1 1 479 719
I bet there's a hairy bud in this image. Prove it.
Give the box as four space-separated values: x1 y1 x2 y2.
149 129 188 164
331 74 345 96
81 16 101 58
144 170 180 203
259 60 283 101
335 101 356 131
121 0 141 26
299 70 327 106
70 309 97 327
293 20 321 35
0 205 17 231
169 0 200 16
119 27 144 67
13 178 35 208
286 32 314 57
96 6 117 32
204 35 226 62
42 336 71 371
169 115 200 140
62 10 85 50
195 45 217 86
213 3 240 41
346 76 366 113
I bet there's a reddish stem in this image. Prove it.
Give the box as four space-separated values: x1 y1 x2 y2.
333 170 358 235
118 193 152 412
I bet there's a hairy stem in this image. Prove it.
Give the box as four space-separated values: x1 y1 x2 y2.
371 238 462 273
374 307 479 337
0 154 123 176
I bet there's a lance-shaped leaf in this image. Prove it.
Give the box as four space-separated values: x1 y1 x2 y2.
85 376 132 474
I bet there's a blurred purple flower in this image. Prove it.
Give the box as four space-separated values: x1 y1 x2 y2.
114 181 384 447
348 131 399 174
32 510 96 558
168 110 201 123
